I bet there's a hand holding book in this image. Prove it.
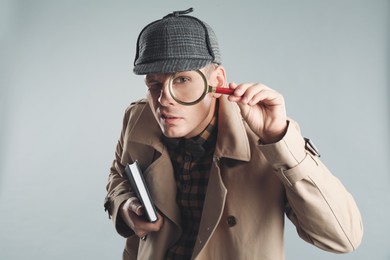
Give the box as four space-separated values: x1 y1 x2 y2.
119 197 163 240
125 161 158 222
119 160 163 240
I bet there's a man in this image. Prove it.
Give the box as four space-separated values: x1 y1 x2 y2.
105 8 363 260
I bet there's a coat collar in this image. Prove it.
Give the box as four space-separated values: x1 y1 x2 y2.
215 96 251 162
127 101 165 154
128 96 251 162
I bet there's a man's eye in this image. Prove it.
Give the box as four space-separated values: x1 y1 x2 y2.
147 84 162 91
174 76 190 84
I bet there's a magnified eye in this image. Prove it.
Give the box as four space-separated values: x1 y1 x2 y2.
173 76 191 85
168 70 210 106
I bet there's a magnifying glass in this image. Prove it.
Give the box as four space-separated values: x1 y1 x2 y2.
168 70 234 106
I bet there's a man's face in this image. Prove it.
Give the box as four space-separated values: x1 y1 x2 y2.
145 68 218 139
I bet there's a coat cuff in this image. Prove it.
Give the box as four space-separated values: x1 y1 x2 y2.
259 120 306 171
111 193 135 237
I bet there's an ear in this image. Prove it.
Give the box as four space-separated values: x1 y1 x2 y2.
211 66 227 98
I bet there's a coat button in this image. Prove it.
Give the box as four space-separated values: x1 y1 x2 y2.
227 215 237 227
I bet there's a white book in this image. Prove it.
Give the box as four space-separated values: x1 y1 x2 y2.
125 161 158 222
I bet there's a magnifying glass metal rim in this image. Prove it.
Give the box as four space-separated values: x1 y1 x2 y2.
168 70 209 106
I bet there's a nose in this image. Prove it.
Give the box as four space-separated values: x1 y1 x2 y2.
158 79 175 106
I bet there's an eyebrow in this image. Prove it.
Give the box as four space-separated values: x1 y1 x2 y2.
145 73 173 85
144 77 158 84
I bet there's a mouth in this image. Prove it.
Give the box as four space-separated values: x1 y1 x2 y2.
160 112 182 123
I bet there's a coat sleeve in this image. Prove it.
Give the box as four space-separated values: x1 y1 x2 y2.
260 120 363 253
104 106 136 238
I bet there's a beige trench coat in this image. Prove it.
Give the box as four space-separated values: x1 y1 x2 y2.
105 96 363 260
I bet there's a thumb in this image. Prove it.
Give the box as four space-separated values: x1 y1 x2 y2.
128 197 144 216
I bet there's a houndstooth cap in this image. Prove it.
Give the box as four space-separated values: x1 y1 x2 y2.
133 8 221 75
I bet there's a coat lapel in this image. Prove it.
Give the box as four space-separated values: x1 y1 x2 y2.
192 97 252 258
126 101 181 230
192 159 227 258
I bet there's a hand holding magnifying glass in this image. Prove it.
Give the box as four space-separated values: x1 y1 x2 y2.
168 69 288 143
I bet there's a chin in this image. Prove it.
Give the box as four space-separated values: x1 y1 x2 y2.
162 129 186 139
160 124 195 139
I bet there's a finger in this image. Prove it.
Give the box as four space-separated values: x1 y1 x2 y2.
238 83 261 104
127 211 153 237
141 211 164 232
127 197 144 216
134 212 164 238
152 211 164 231
228 83 269 103
228 82 238 89
230 82 253 97
247 89 283 106
227 82 247 102
232 82 282 106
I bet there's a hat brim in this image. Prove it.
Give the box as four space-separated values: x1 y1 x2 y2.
133 58 214 75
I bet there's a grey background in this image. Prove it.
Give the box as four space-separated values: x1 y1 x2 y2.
0 0 389 259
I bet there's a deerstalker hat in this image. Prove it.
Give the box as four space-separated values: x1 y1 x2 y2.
133 8 221 75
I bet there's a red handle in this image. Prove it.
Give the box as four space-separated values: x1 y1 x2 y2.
215 87 234 95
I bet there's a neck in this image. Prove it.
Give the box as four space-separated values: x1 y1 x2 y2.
184 99 218 139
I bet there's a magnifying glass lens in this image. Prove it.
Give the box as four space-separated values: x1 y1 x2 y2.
169 70 208 106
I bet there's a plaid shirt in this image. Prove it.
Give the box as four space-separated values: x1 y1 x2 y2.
162 116 217 260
